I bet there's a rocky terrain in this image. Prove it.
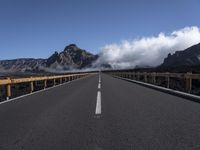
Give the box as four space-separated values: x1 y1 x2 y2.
161 43 200 67
1 43 200 75
0 44 98 74
0 58 46 73
46 44 98 70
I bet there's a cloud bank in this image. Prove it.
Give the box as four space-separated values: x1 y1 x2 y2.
95 26 200 69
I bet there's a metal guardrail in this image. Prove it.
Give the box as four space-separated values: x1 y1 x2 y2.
0 73 95 100
110 72 199 93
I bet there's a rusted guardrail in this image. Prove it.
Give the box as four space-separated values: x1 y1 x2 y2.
0 73 95 100
110 72 198 93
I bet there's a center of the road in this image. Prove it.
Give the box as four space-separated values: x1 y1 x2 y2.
95 74 102 115
98 83 101 89
95 91 101 115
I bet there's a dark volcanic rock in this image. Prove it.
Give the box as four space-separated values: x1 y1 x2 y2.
0 58 46 73
46 44 98 69
0 44 99 73
161 43 200 67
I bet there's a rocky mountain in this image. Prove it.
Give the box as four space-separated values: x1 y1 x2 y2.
46 44 98 69
161 43 200 67
0 44 98 73
0 58 46 73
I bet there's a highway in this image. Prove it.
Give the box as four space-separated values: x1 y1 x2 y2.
0 73 200 150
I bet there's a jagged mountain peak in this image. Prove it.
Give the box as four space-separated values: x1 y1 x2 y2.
64 44 80 52
0 44 98 73
46 44 98 69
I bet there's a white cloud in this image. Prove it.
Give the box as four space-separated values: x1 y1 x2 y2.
95 26 200 69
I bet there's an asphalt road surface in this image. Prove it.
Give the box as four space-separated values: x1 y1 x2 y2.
0 73 200 150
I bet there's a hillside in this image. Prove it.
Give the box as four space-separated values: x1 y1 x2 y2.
161 43 200 67
0 44 98 73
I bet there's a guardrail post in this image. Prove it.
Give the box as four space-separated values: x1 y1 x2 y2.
130 72 132 79
120 73 122 77
53 79 56 86
44 80 47 89
125 72 128 78
165 72 170 88
152 72 156 84
137 72 140 81
132 72 135 80
30 77 34 93
60 78 62 84
185 72 192 93
30 81 34 93
6 77 11 100
122 73 124 78
128 72 131 79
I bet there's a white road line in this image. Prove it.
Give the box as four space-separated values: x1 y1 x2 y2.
115 76 200 101
98 83 101 89
99 72 101 81
95 91 101 115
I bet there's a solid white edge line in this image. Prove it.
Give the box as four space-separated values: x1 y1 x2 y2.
0 75 94 106
114 76 200 101
95 91 101 115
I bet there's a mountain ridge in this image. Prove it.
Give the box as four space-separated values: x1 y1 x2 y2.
0 44 98 73
1 43 200 74
161 43 200 67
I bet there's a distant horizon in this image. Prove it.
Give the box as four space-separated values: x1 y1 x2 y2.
1 26 200 60
0 37 199 62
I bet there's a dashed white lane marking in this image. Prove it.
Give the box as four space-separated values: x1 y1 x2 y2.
95 73 102 115
98 83 101 89
95 91 101 115
99 72 101 82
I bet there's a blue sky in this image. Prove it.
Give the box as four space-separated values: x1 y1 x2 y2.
0 0 199 60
